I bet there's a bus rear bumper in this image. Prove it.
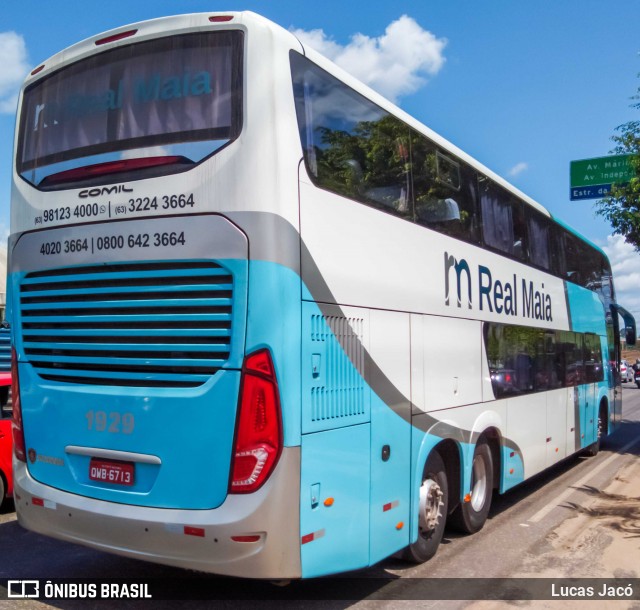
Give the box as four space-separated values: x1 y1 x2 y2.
13 447 302 579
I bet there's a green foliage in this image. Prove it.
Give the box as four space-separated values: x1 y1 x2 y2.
313 113 466 223
596 78 640 249
315 114 411 206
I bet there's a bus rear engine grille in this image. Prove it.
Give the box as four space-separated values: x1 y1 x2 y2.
19 261 234 387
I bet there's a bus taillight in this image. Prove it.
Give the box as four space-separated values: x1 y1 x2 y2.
11 347 26 462
230 350 282 493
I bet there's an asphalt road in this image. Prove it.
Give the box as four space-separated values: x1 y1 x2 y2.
1 385 640 609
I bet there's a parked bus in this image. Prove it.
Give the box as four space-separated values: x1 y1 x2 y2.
9 11 636 578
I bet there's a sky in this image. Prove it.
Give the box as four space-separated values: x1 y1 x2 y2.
1 0 639 320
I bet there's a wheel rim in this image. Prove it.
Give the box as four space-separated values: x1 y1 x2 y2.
418 477 444 536
470 453 488 512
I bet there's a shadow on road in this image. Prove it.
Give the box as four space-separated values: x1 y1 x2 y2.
485 419 640 522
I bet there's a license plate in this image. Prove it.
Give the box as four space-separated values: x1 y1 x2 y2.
89 458 134 486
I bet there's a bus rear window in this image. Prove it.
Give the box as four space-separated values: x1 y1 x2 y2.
17 30 243 188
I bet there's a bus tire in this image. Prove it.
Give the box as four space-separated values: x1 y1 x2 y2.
450 440 493 534
0 474 5 509
401 450 448 563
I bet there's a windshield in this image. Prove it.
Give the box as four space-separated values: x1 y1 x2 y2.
17 30 243 187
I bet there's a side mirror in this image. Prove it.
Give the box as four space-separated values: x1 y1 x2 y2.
626 326 636 347
611 304 636 347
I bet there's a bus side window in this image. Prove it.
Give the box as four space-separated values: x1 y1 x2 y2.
412 134 480 244
560 332 584 386
584 333 604 383
550 224 566 278
486 324 602 396
290 52 413 221
562 231 583 285
479 179 527 261
527 209 551 271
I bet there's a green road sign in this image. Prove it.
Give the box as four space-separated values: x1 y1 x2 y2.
570 154 634 188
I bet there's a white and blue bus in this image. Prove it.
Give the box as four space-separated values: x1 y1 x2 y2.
9 11 636 578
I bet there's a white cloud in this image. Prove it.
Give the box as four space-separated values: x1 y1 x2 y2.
508 162 528 177
292 15 447 103
0 31 29 114
601 234 640 322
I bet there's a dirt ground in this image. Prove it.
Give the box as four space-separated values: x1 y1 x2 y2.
468 455 640 609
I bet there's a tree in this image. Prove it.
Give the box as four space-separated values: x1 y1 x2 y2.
596 78 640 249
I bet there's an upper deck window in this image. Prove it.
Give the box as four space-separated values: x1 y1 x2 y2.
17 30 243 188
290 51 613 297
291 51 414 221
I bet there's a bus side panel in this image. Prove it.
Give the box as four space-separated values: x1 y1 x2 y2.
301 302 411 564
411 316 484 414
565 284 608 336
564 387 581 457
368 309 411 563
301 302 370 434
507 394 546 478
245 261 302 448
300 423 370 578
546 388 568 465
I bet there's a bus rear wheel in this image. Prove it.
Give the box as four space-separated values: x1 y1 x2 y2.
450 440 493 534
401 450 448 563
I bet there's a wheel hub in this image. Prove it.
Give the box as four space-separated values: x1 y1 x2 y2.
470 453 488 512
418 478 444 533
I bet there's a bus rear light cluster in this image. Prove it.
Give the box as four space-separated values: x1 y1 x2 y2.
11 347 27 463
44 156 186 185
230 350 282 493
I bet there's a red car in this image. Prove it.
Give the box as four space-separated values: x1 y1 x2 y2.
0 324 12 507
0 417 13 507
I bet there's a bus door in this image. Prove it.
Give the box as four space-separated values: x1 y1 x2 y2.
573 334 597 449
582 333 602 446
611 308 623 425
578 382 598 448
